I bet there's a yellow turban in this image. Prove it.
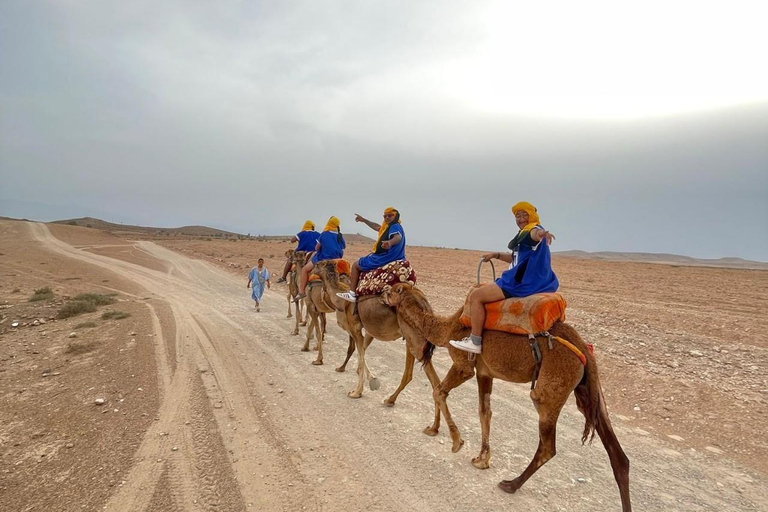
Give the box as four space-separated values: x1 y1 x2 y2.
373 207 400 253
323 216 340 232
301 220 315 231
511 201 540 234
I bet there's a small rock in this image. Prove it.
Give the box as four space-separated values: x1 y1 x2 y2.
94 398 106 405
33 320 40 326
11 322 19 328
576 478 587 484
667 435 684 442
689 350 704 357
705 446 724 454
172 446 179 452
214 403 223 409
277 389 284 394
65 443 74 449
129 332 137 336
633 405 641 412
68 332 77 338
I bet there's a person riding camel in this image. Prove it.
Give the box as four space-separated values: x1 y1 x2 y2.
336 207 406 303
276 220 319 284
294 216 345 302
449 201 558 354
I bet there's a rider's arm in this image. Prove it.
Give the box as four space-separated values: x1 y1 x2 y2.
531 227 555 245
355 214 381 232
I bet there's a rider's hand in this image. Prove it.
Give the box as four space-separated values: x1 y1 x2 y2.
381 240 391 250
481 253 496 262
354 214 364 223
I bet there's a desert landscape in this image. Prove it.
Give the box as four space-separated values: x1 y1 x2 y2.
1 218 766 512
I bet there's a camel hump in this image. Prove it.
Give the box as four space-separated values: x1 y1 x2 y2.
459 291 567 335
356 259 416 297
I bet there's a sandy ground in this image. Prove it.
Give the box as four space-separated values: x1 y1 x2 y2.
1 219 766 511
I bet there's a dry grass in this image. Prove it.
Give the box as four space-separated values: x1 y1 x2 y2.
101 310 130 320
29 287 54 302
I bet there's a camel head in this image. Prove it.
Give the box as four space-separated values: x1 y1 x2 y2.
313 259 346 290
284 249 295 258
291 250 309 266
382 282 413 307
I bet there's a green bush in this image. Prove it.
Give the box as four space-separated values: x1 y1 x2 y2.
57 300 97 319
74 321 97 329
29 287 54 302
101 310 131 320
73 293 117 306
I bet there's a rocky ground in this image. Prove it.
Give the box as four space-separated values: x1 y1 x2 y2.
1 220 766 511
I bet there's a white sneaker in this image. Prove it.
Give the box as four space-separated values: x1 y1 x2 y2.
336 291 357 303
449 336 482 354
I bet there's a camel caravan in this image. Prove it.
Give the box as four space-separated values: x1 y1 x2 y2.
273 204 631 511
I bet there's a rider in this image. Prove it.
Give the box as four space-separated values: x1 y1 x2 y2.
449 201 558 354
336 207 405 303
294 216 345 301
276 220 319 283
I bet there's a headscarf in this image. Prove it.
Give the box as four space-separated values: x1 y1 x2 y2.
323 216 344 243
508 202 541 251
301 220 315 231
373 207 401 254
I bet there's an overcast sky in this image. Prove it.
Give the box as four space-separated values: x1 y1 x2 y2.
1 1 767 261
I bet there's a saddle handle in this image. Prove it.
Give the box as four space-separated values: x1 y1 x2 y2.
476 258 496 285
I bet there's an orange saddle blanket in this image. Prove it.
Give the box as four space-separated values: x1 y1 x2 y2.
309 259 351 282
459 290 567 335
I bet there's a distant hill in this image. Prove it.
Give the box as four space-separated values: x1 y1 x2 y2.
52 217 246 238
555 250 768 270
50 217 377 243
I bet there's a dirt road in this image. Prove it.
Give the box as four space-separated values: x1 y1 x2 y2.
4 221 766 511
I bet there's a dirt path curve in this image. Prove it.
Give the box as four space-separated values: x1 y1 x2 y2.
28 223 767 511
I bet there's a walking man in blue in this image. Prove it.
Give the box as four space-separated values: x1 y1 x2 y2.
247 258 271 312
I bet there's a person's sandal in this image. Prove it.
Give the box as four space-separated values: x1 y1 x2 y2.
292 292 306 303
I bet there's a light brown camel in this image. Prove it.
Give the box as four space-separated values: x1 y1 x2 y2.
311 260 447 442
285 250 309 335
302 274 346 368
383 283 631 511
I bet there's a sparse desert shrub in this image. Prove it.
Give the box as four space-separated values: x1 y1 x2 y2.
101 310 130 320
67 220 77 226
74 321 97 329
58 300 97 319
73 293 117 306
65 341 98 355
12 287 21 293
29 287 54 302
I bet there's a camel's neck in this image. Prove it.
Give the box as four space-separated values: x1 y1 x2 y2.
399 297 465 347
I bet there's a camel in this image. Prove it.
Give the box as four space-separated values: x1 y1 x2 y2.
383 283 631 511
311 260 447 442
285 249 309 335
301 272 350 368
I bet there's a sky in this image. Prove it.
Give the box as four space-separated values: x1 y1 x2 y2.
1 1 767 261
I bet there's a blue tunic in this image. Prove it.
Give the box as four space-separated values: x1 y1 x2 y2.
249 267 270 301
358 223 406 271
296 230 319 252
495 226 558 297
311 231 346 263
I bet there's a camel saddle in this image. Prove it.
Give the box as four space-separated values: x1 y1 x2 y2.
356 259 417 296
459 289 567 335
309 258 351 282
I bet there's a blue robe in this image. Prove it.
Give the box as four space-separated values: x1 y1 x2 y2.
311 231 346 263
358 223 407 271
249 267 270 301
496 232 558 297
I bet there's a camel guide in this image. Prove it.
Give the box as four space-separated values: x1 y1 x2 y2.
246 258 271 312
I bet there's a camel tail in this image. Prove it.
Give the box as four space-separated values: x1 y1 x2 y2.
573 345 602 445
420 341 436 369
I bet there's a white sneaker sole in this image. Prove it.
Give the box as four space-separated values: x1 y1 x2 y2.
449 340 481 354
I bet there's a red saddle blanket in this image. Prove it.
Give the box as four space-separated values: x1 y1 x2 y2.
357 260 417 296
459 289 567 335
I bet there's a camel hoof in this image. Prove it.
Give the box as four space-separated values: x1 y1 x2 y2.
313 345 319 351
368 377 381 391
347 391 362 399
291 331 299 336
300 322 307 327
383 398 396 407
471 456 490 469
286 315 292 319
497 480 520 494
452 438 465 453
335 367 346 373
301 347 309 352
422 426 439 437
312 360 323 366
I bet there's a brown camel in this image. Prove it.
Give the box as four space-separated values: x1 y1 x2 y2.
302 275 346 368
285 250 309 335
311 260 446 441
383 283 631 511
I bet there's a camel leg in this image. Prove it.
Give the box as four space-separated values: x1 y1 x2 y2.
291 299 300 335
312 311 323 366
384 347 415 407
498 378 570 493
335 334 356 373
434 364 475 453
471 373 494 469
420 360 443 437
590 389 632 511
348 331 369 398
362 333 379 391
299 298 307 326
302 313 313 352
286 295 292 318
